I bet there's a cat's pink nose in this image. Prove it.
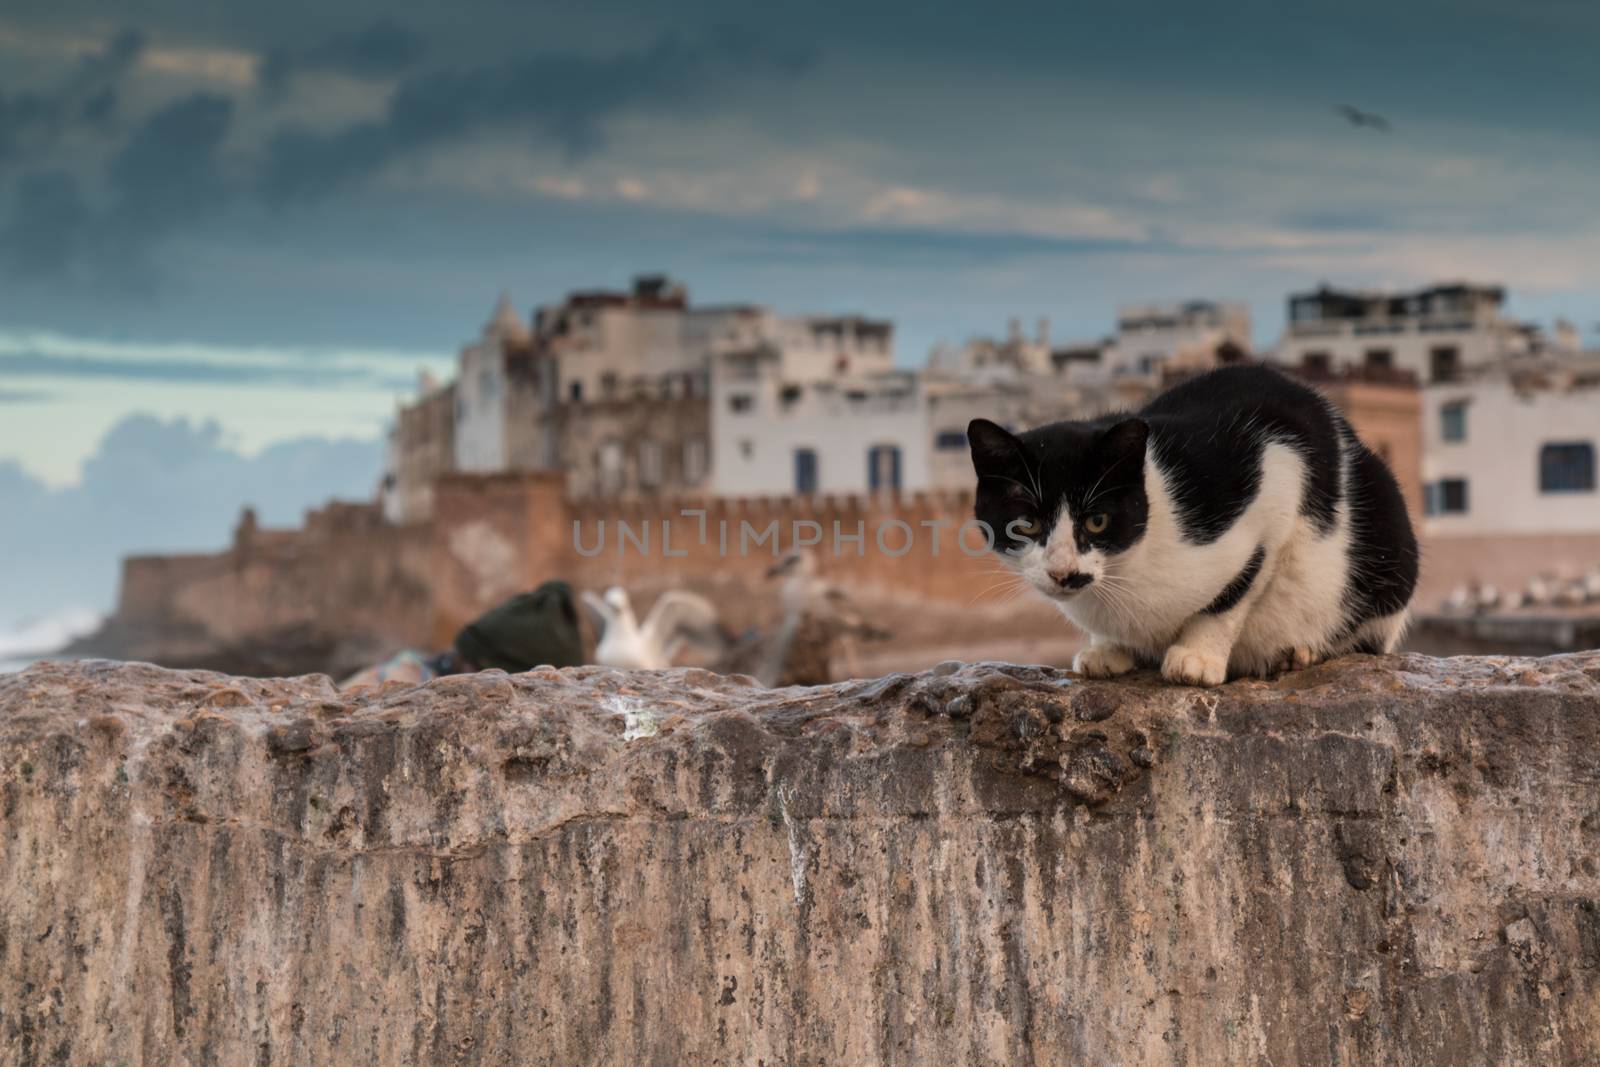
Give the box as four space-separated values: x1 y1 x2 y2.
1050 570 1093 591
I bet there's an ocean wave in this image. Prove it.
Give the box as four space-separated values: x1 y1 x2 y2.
0 608 102 669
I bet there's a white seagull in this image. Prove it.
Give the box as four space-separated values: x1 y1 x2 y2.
582 586 724 670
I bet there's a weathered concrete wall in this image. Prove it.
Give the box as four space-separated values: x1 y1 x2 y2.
3 654 1599 1065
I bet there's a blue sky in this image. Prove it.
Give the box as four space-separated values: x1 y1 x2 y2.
0 0 1597 621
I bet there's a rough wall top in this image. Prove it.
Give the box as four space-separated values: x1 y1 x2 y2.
3 653 1600 1065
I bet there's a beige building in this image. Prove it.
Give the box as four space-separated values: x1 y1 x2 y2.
531 279 895 500
381 374 456 525
1105 300 1252 382
1295 365 1424 519
388 277 901 507
1276 282 1576 385
557 395 711 501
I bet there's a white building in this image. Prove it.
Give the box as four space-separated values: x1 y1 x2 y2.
1276 282 1575 385
1422 360 1600 536
452 293 531 473
711 333 1134 498
1103 300 1251 382
709 315 904 496
712 369 927 496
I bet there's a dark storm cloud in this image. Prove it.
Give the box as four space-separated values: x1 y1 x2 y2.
0 170 91 277
70 27 146 93
261 27 814 202
1 20 812 286
0 0 1596 345
105 92 233 236
259 17 427 98
0 27 144 164
2 92 235 284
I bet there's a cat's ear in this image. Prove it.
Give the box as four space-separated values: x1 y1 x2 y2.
1099 418 1149 464
967 418 1024 474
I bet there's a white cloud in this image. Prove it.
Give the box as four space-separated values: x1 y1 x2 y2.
857 184 1144 240
0 415 383 630
0 328 452 487
0 25 259 87
614 176 650 201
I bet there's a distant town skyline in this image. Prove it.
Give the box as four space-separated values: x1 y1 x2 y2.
3 0 1599 484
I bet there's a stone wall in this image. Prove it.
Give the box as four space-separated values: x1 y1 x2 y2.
88 502 436 678
427 473 1025 658
1415 531 1600 611
88 474 1036 677
4 654 1599 1064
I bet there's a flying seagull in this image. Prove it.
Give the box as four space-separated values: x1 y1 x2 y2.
1335 105 1392 132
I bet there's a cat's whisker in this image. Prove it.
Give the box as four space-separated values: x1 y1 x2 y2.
968 576 1028 606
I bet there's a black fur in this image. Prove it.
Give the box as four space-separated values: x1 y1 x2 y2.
1203 545 1265 615
1337 427 1421 636
1141 365 1344 542
968 415 1149 558
969 364 1419 645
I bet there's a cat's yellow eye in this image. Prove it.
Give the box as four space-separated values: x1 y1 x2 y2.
1013 517 1042 537
1085 513 1110 534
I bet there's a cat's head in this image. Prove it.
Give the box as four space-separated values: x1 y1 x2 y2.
967 416 1150 601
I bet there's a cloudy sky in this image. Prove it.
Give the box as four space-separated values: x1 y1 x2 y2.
1 0 1598 624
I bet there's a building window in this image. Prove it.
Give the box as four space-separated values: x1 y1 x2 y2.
728 393 754 414
1540 442 1596 493
1440 402 1467 443
601 371 618 398
779 384 803 410
1364 349 1394 369
1301 351 1332 374
868 444 902 492
935 429 968 451
682 438 707 484
794 448 819 494
569 381 583 402
1429 346 1460 384
601 441 624 495
638 440 662 488
1434 478 1469 514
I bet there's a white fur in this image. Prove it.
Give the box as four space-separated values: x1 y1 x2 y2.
1006 433 1409 686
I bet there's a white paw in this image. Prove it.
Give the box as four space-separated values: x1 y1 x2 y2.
1074 644 1137 679
1288 645 1321 670
1161 645 1228 687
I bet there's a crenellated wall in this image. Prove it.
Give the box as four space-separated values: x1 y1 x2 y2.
90 474 1021 676
88 501 437 677
428 474 999 646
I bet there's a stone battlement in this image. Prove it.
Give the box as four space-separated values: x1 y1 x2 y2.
87 474 1007 675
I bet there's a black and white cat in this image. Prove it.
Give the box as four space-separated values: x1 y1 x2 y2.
968 364 1418 686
